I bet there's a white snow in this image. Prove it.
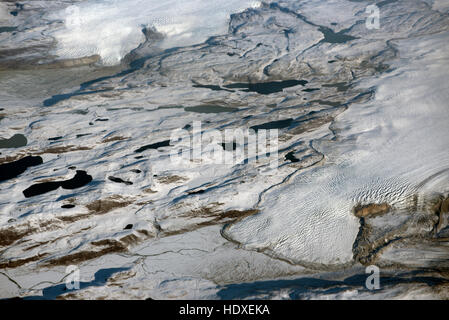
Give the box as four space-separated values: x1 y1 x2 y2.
225 29 449 267
0 3 12 25
48 0 261 65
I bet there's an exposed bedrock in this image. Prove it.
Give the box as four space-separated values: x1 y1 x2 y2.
352 193 449 269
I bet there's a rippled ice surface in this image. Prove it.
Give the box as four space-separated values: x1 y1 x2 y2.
0 0 449 300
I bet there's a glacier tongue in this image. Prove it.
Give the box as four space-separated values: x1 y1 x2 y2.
225 29 449 266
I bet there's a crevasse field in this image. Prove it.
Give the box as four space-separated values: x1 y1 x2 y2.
0 0 449 299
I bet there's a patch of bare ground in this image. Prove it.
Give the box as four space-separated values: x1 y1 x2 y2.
353 230 402 266
162 205 258 237
0 219 63 248
44 239 127 266
86 196 134 215
156 175 188 184
106 269 137 285
432 196 449 233
57 293 113 300
56 196 135 223
0 212 95 253
0 154 26 165
352 195 449 266
119 233 140 246
36 177 65 183
353 203 391 218
101 136 129 143
136 200 153 206
351 202 410 265
0 145 93 164
22 226 92 253
37 145 93 155
0 253 48 269
44 231 154 266
22 240 52 252
57 213 89 223
0 227 36 247
56 293 79 300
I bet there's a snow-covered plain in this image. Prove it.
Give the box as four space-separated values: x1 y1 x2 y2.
0 0 449 299
48 0 262 65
